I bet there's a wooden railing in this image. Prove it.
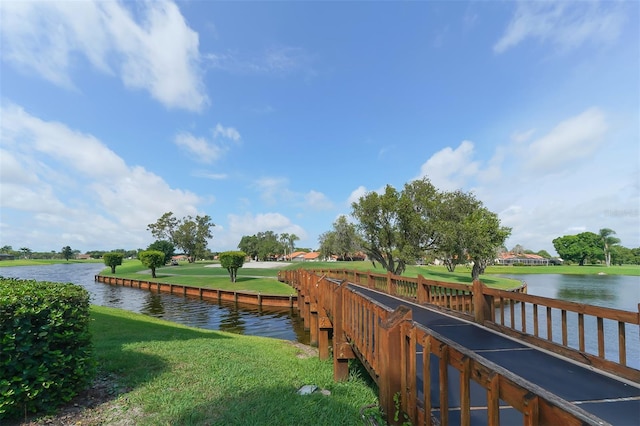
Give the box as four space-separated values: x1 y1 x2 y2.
283 268 639 382
279 268 639 425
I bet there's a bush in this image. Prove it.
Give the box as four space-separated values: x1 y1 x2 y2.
0 278 95 419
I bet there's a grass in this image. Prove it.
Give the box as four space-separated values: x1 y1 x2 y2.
485 264 640 276
89 305 379 425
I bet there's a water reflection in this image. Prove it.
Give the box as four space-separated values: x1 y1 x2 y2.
0 264 309 344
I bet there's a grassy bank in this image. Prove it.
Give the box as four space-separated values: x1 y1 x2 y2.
85 306 378 425
99 260 524 291
485 264 640 276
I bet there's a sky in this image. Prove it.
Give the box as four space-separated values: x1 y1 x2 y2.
1 0 638 257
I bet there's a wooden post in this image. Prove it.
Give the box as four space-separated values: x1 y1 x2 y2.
318 309 332 360
379 305 412 425
417 274 427 304
310 303 319 346
387 271 393 295
332 281 355 381
473 280 490 324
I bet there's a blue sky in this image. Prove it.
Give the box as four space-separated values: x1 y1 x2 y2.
1 1 638 256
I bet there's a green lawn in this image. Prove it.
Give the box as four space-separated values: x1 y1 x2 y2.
485 264 640 276
88 306 379 425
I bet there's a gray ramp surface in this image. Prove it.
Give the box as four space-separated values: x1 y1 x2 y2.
348 284 640 425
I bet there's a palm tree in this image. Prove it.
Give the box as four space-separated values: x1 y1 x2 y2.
598 228 620 267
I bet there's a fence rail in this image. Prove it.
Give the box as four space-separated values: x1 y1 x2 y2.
279 268 639 425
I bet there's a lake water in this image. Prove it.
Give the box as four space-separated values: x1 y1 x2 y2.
0 263 309 344
498 273 639 369
2 264 638 366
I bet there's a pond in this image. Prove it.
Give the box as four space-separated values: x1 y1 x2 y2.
0 263 309 344
497 273 639 369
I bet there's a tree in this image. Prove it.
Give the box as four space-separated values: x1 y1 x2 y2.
219 251 246 282
536 250 552 259
147 212 214 262
598 228 620 267
351 178 440 275
552 232 602 266
61 246 73 261
0 245 12 253
279 233 291 260
138 250 165 278
461 208 511 280
238 235 259 260
19 247 32 259
434 190 482 272
319 216 362 261
147 240 175 265
103 252 124 273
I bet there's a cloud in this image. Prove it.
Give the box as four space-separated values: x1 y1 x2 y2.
494 1 626 54
0 1 207 111
174 124 241 163
213 124 241 142
0 103 202 250
524 107 607 173
303 190 334 211
253 177 293 205
347 186 368 205
416 140 480 191
205 45 316 77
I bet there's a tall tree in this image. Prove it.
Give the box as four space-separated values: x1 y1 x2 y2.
552 232 602 266
351 178 440 275
598 228 620 267
148 213 214 262
461 207 511 281
434 190 482 272
19 247 32 259
61 246 73 261
238 235 259 260
279 233 290 260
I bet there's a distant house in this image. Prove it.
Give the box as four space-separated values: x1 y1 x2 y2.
75 254 92 260
303 252 320 262
287 251 321 262
172 255 189 262
495 252 549 266
0 253 15 261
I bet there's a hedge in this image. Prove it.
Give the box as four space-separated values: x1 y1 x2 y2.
0 278 95 419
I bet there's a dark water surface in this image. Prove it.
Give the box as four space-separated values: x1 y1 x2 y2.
498 273 639 368
0 263 309 344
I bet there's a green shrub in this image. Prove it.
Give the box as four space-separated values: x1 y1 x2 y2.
0 278 95 419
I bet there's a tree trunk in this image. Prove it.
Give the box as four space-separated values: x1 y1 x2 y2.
111 266 116 273
151 267 157 278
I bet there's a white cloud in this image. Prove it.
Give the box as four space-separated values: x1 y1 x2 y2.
0 0 207 111
413 107 638 253
205 45 316 77
0 103 203 251
303 190 334 210
347 186 368 205
494 1 626 54
416 140 480 191
174 123 241 163
175 132 225 163
524 107 607 173
213 124 241 142
253 177 293 205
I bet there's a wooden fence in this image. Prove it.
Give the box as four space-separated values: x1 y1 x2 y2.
95 275 296 308
279 268 639 425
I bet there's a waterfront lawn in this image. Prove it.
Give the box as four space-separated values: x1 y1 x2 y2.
485 264 640 276
89 306 378 425
0 258 102 266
